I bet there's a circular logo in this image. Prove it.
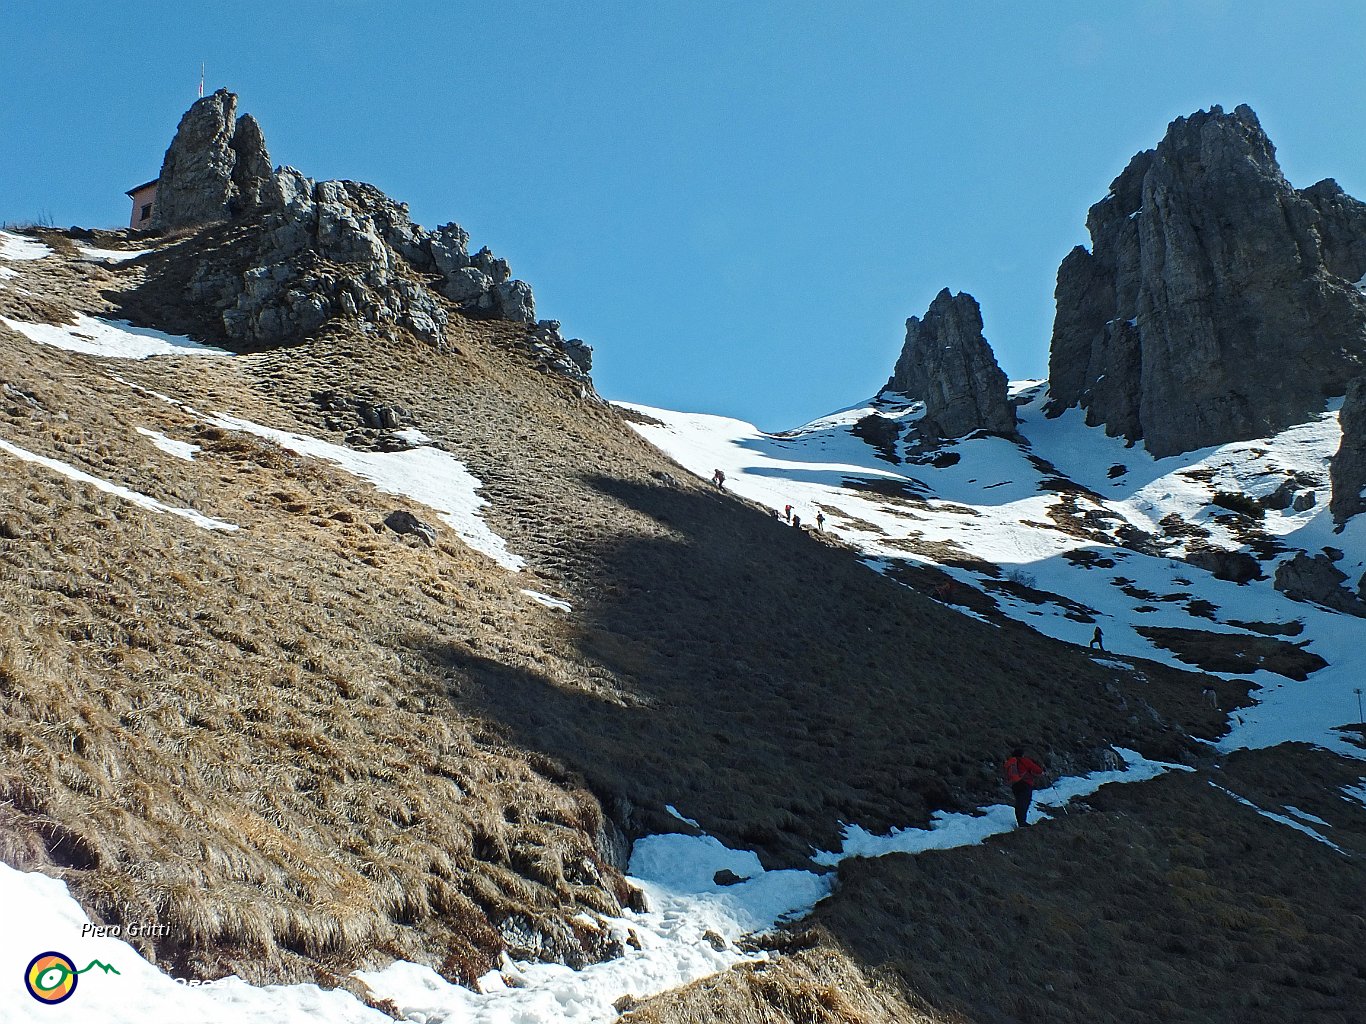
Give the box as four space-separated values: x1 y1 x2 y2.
25 951 78 1004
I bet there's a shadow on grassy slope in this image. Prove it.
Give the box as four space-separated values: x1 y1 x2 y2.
424 475 1228 867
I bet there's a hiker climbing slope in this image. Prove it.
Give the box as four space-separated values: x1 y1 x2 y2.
1004 747 1045 827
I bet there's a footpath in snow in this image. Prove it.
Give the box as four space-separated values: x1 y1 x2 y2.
3 753 1184 1023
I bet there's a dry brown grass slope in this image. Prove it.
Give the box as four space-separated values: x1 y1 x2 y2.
620 945 963 1024
0 250 636 994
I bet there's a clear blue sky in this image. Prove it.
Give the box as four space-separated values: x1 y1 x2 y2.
3 2 1365 429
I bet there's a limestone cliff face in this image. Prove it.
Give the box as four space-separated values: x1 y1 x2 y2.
885 288 1015 439
1046 104 1366 457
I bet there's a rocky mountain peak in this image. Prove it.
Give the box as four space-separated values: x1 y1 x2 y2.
884 288 1015 439
1046 103 1366 457
139 93 591 380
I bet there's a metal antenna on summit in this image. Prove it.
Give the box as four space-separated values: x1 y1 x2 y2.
198 62 205 98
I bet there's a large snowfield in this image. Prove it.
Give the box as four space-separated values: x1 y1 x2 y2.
622 385 1366 756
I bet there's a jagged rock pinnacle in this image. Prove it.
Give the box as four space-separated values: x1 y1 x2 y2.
152 89 272 230
885 288 1015 439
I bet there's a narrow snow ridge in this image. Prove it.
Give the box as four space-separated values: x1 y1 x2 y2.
521 589 572 611
1209 782 1346 854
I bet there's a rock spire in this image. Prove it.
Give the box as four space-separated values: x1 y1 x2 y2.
885 288 1015 439
151 89 272 230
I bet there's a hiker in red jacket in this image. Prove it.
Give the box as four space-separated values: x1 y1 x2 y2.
1004 747 1045 827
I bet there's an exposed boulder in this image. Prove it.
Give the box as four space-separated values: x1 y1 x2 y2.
1046 104 1366 457
493 280 537 323
1330 377 1366 523
383 510 437 546
1274 552 1366 615
884 289 1015 439
1261 479 1297 512
440 267 495 304
1183 547 1263 584
526 321 592 381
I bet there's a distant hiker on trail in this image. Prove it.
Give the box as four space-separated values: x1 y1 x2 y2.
712 469 725 489
1089 626 1105 651
784 504 793 523
816 511 826 531
792 514 802 529
1004 747 1046 828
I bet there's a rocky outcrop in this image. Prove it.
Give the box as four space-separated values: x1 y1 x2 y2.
884 289 1015 439
1273 551 1366 615
384 510 437 546
1046 105 1366 457
187 165 549 352
1301 179 1366 284
1183 547 1263 584
152 90 273 230
145 92 584 373
1330 377 1366 523
851 413 902 462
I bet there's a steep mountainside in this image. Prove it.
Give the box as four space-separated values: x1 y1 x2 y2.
3 93 1366 1023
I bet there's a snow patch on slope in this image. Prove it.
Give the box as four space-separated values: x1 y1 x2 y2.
814 749 1185 863
4 752 1189 1023
0 438 237 532
621 389 1366 756
1 314 231 360
136 427 200 461
0 230 51 260
0 862 387 1024
1208 783 1346 854
521 588 572 611
206 414 524 570
78 244 153 264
